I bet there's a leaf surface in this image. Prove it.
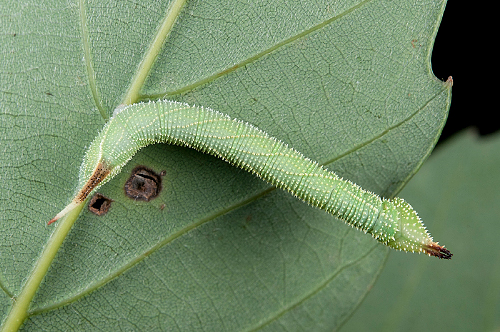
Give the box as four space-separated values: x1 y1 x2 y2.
1 0 450 330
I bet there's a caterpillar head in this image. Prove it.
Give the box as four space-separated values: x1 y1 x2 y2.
387 198 452 259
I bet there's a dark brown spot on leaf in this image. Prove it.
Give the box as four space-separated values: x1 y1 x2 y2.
88 193 113 216
124 166 162 201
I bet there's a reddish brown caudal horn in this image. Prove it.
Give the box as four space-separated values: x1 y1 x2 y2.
422 242 453 259
47 162 111 225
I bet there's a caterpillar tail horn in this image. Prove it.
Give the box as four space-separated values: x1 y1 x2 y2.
423 243 452 259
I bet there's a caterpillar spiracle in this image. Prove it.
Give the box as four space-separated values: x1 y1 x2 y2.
49 100 452 259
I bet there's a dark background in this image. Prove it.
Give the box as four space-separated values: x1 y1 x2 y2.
432 2 497 147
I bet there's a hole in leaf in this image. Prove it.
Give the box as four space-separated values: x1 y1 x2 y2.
88 193 113 216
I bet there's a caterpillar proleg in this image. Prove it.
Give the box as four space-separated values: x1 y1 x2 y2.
49 100 451 259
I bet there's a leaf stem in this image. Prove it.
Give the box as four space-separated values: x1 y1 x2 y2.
121 0 188 105
1 203 85 332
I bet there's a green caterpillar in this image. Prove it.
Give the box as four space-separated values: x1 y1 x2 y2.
49 100 451 259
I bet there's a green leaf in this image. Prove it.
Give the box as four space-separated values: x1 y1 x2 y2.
1 0 451 330
340 131 500 332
